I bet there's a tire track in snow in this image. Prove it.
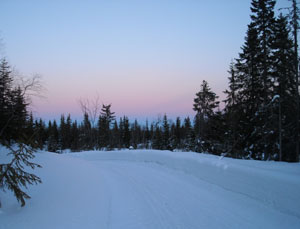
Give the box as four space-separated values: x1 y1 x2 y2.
98 161 209 229
93 156 300 229
101 164 173 229
108 166 179 229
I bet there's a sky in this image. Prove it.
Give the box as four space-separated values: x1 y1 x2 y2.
0 0 288 122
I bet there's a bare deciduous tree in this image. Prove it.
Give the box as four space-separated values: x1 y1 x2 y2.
78 94 102 128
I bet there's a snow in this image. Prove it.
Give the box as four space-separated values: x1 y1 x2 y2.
1 149 300 228
272 94 280 103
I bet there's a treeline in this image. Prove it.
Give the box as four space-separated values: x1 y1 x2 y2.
27 111 199 153
1 0 300 162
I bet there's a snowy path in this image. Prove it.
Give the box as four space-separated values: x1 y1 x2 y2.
1 149 300 228
95 159 300 229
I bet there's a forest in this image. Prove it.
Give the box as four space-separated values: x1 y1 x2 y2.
0 0 300 208
1 0 299 162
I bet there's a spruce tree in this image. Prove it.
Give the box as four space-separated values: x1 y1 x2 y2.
249 0 277 159
81 113 93 150
183 117 195 151
223 62 242 158
174 117 182 149
47 120 59 152
0 59 14 142
144 119 151 148
291 0 300 162
272 14 297 161
111 120 120 149
193 80 219 152
152 124 163 150
122 116 130 148
70 120 79 152
0 59 42 207
98 104 115 149
0 143 41 207
162 114 170 150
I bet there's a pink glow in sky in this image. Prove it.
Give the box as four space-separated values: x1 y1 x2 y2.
0 0 288 122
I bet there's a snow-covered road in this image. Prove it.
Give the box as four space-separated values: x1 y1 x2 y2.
96 159 300 229
1 149 300 228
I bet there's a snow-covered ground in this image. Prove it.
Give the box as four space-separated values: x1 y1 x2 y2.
1 149 300 229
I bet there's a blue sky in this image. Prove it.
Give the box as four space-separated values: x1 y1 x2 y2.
0 0 288 122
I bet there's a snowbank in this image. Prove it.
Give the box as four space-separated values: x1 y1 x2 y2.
0 149 299 228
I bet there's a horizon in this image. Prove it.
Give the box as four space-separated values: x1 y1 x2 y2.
0 0 287 122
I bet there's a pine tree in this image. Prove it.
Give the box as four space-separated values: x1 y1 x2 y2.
65 114 72 149
171 117 182 149
47 120 59 152
81 113 93 150
131 119 141 149
35 118 46 149
70 120 79 152
0 59 42 207
162 114 170 150
250 0 276 98
272 14 297 161
144 119 151 148
26 113 35 142
152 124 162 150
223 62 242 158
98 104 115 149
111 120 120 149
122 116 130 148
193 80 219 152
59 114 66 150
249 0 277 159
0 59 13 142
291 0 300 162
233 21 263 159
183 117 195 151
0 143 41 207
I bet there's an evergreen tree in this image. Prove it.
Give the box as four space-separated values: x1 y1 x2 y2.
152 124 162 150
122 116 131 148
81 113 93 150
0 59 42 207
271 14 297 161
111 120 120 149
223 62 242 158
183 117 195 151
290 0 300 162
59 114 66 150
98 104 115 149
0 143 41 207
250 0 276 103
35 118 46 149
248 0 277 159
226 0 299 160
193 80 219 151
0 58 13 142
47 120 59 152
26 113 35 142
171 117 182 149
131 119 141 149
70 120 79 152
162 114 170 150
144 119 151 148
65 114 72 149
233 21 263 159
